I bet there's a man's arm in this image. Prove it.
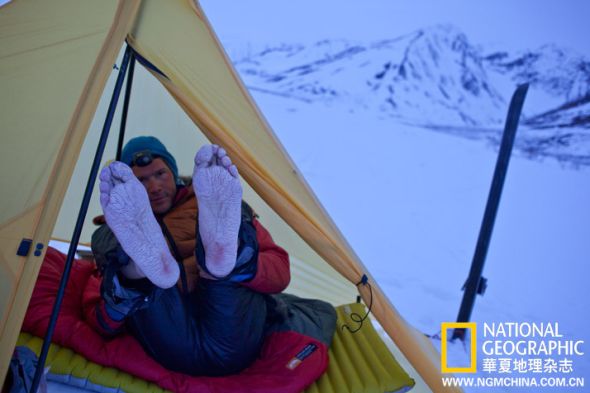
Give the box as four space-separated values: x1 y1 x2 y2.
82 224 125 336
240 218 290 294
85 224 152 336
82 274 126 337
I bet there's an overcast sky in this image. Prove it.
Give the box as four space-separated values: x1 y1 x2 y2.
1 0 587 53
200 0 590 54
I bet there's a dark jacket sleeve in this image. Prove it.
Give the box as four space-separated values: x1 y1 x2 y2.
91 223 120 275
85 224 143 337
83 225 123 336
241 218 290 294
82 274 126 337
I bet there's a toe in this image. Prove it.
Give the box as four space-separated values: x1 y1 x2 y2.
99 181 111 194
228 164 239 178
220 155 232 168
99 167 113 208
99 167 114 197
99 166 112 183
195 144 216 168
110 161 134 183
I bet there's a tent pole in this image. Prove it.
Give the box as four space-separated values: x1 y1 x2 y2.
452 84 529 341
30 45 133 393
116 48 136 160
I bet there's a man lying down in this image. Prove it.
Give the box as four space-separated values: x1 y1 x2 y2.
89 136 336 376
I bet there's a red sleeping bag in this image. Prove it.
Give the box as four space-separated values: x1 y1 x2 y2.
22 247 330 393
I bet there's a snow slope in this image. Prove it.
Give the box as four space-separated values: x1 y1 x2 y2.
247 87 590 391
224 25 590 390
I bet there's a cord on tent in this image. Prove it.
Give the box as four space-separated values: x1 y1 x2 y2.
342 274 373 334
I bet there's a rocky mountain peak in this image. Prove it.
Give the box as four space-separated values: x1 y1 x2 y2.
229 25 590 165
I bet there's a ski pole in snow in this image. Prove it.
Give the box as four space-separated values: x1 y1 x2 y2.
452 83 529 341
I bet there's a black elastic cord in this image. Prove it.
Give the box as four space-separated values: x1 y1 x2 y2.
342 274 373 334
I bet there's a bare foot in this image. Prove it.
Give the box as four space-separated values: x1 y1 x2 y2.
193 145 242 278
99 161 179 288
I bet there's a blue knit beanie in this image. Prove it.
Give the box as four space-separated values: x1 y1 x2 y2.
121 136 179 182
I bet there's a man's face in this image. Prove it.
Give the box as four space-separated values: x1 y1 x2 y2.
131 158 177 215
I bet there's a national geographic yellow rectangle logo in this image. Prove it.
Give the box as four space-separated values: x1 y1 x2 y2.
441 322 477 373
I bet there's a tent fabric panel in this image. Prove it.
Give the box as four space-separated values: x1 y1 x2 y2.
0 0 118 227
126 2 458 392
0 204 43 339
0 0 141 384
289 257 357 307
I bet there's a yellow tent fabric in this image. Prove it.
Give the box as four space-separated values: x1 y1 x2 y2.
0 0 141 384
0 1 461 392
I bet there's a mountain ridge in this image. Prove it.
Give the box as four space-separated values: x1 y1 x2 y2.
229 24 590 166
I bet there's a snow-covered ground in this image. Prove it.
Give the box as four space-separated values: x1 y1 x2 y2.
247 89 590 392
